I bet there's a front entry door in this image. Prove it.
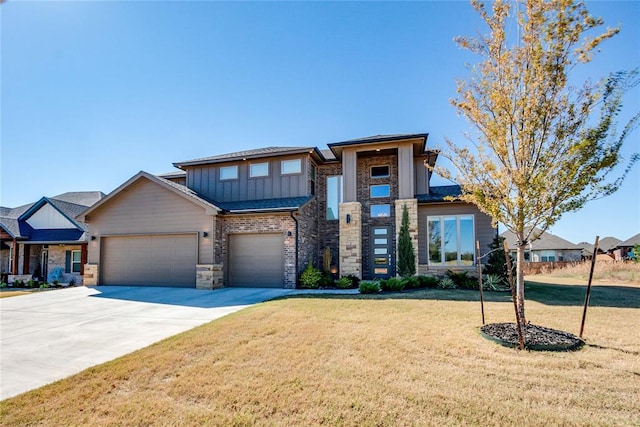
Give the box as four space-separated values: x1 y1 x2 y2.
371 226 393 279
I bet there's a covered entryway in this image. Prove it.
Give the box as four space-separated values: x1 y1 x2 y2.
101 234 197 287
228 233 284 287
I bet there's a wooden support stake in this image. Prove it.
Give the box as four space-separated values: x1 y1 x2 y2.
580 235 599 338
476 241 485 325
503 240 525 350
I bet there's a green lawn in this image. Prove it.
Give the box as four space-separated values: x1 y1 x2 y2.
1 280 638 426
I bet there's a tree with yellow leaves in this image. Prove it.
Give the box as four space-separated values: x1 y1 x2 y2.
440 0 639 323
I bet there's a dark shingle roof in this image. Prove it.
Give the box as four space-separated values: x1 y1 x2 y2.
416 185 462 203
617 232 640 248
215 196 313 213
174 146 315 167
51 192 105 207
501 228 582 250
329 133 428 146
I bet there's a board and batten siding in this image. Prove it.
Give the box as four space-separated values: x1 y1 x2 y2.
186 154 309 203
85 178 214 265
417 203 496 265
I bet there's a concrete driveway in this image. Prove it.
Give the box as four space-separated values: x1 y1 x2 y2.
0 286 295 400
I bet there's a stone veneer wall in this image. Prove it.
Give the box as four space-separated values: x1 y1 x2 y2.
220 214 297 288
395 199 419 276
357 154 398 278
338 202 362 278
316 162 342 271
47 245 84 284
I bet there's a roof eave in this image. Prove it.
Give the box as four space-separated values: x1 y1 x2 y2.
174 147 319 169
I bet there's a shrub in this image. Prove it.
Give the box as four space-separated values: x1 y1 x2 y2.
0 282 7 288
397 204 416 277
335 277 352 289
343 274 360 288
39 283 50 289
438 277 457 289
319 272 334 288
447 270 476 289
417 275 439 288
359 280 381 294
401 276 421 289
299 262 322 289
380 277 405 292
483 235 516 282
483 274 506 291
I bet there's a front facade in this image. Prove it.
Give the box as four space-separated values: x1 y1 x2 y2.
79 134 496 289
0 192 105 284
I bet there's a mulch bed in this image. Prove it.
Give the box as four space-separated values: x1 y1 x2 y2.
480 322 584 351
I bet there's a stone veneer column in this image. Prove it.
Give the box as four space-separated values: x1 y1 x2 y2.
196 264 224 289
83 264 98 286
339 201 362 279
395 199 419 276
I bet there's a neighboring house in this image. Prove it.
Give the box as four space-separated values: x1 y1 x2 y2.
580 236 622 259
613 233 640 260
501 228 583 262
0 192 105 284
78 134 496 289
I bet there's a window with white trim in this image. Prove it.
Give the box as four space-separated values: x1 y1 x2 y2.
71 250 81 273
427 215 475 266
250 162 269 178
281 159 301 175
220 165 238 180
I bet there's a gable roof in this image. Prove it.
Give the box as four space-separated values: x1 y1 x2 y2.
580 236 622 255
78 171 220 221
174 146 324 168
616 232 640 248
501 228 582 251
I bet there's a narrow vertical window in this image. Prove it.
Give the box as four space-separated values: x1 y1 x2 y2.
326 175 343 220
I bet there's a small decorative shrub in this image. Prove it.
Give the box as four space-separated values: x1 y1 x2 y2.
483 274 506 291
319 272 334 288
14 279 25 287
417 275 439 288
438 277 457 289
300 262 322 289
447 270 476 289
335 277 352 289
39 283 50 289
0 282 7 288
401 276 421 289
380 277 405 292
359 280 381 294
343 274 360 288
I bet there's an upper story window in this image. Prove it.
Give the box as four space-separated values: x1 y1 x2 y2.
220 165 238 180
371 165 389 178
281 159 302 175
370 184 390 198
326 175 343 220
250 162 269 178
371 204 390 218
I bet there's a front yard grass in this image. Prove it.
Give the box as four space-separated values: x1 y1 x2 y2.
1 280 639 426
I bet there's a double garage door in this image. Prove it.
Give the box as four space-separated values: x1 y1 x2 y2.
101 233 285 288
101 234 197 287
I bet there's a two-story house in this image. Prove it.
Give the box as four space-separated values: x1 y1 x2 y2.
78 134 495 288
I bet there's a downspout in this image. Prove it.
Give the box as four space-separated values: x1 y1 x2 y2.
290 210 299 287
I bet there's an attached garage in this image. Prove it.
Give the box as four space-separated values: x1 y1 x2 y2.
228 233 284 287
101 234 198 287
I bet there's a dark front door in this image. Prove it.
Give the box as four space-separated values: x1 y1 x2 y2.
370 226 393 279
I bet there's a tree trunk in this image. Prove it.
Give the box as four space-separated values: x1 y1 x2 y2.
516 242 526 324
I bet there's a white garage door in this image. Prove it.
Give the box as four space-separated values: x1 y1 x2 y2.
228 233 284 287
101 234 197 287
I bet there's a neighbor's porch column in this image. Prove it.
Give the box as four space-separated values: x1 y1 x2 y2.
11 238 19 275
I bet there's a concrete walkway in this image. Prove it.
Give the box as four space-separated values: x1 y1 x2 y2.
0 286 302 400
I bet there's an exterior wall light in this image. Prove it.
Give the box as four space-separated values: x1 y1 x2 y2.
91 236 96 241
202 231 208 238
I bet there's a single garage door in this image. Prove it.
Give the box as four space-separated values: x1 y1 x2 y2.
101 234 197 287
228 233 284 287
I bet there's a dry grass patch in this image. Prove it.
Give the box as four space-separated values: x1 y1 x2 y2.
2 283 639 426
532 260 640 285
0 290 32 298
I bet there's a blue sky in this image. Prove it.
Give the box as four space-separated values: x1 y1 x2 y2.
1 0 638 244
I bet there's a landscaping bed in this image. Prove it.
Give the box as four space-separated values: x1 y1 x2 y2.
480 322 584 351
